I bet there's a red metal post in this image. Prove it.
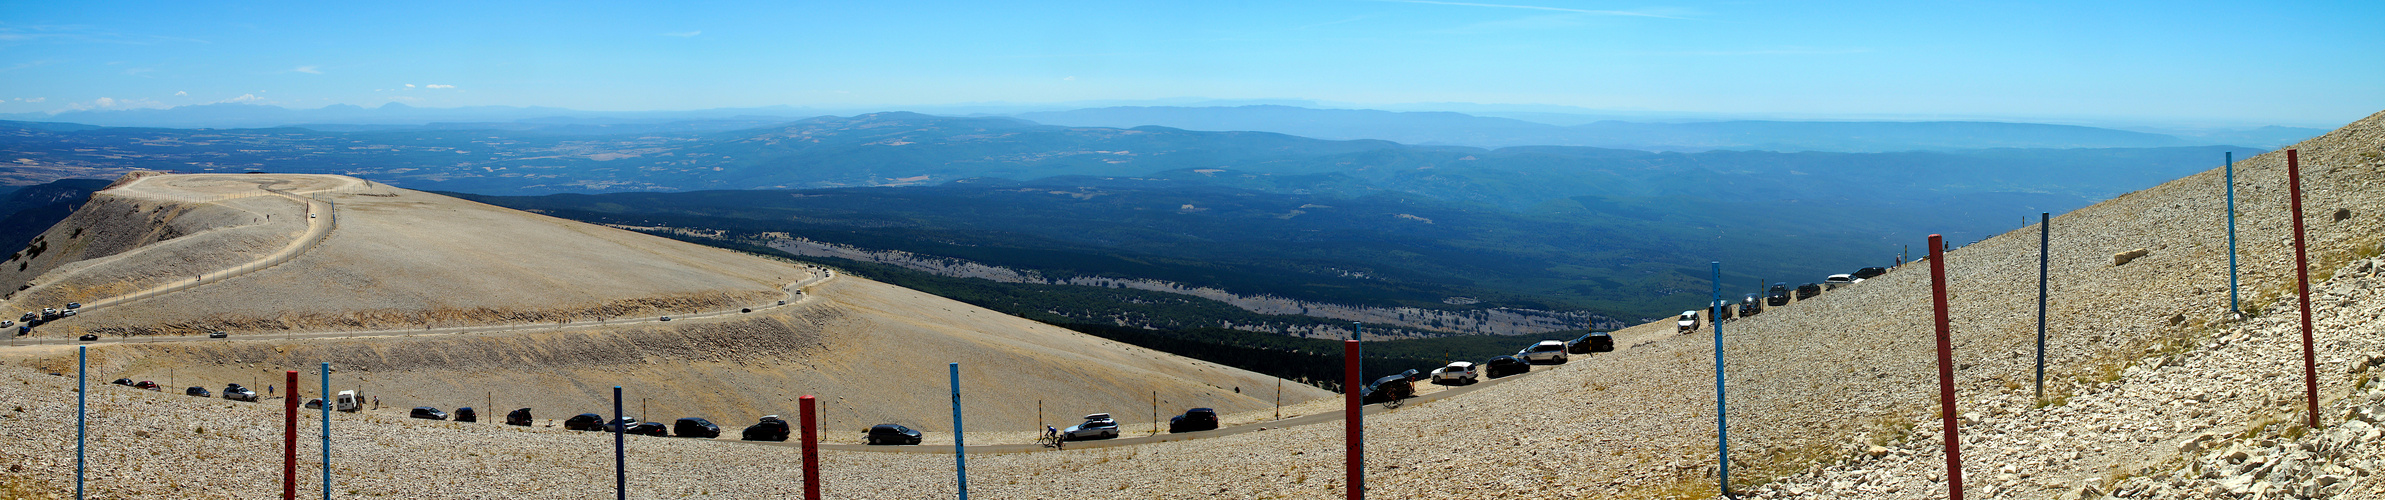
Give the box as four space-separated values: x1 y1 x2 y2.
1928 234 1964 500
1344 339 1362 500
801 395 821 500
283 370 299 500
2289 150 2320 429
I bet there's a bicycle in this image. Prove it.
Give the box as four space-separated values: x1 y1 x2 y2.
1039 433 1066 450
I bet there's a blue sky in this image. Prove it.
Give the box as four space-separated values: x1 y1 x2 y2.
1 0 2380 127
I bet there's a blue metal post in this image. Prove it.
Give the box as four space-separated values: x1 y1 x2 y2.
2224 152 2241 316
2037 212 2050 403
950 363 968 500
614 386 625 500
1710 262 1728 496
77 345 87 500
320 362 330 500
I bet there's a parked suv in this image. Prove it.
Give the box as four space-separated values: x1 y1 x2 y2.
453 407 477 423
1796 283 1822 300
1852 267 1888 280
1739 294 1764 317
1360 374 1415 405
505 408 534 426
1430 361 1480 385
1675 311 1700 333
1823 274 1858 289
1518 340 1569 364
221 384 258 402
564 413 606 431
1567 332 1614 354
1483 356 1530 378
1767 283 1791 306
1169 408 1221 433
867 424 923 445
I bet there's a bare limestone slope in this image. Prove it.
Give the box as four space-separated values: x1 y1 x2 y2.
0 173 1327 439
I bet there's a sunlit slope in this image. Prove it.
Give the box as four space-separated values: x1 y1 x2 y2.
2 173 1328 431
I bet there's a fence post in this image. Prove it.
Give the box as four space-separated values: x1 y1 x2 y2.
320 363 331 500
283 370 298 500
950 363 968 500
2225 151 2241 316
2288 150 2319 429
624 385 634 500
2036 212 2050 404
801 395 820 500
1343 338 1364 500
1710 261 1729 496
77 345 86 500
1928 234 1965 500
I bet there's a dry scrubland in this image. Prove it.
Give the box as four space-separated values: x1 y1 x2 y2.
3 108 2383 499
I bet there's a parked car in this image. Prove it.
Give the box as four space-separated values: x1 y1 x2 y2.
1360 374 1415 405
453 407 477 423
506 408 534 427
1852 267 1888 280
1062 414 1120 441
185 386 211 397
1823 274 1859 289
1767 283 1791 306
133 380 160 391
1518 340 1570 364
66 302 80 309
1712 300 1734 321
1739 294 1764 317
335 390 361 412
605 417 639 432
208 331 228 339
564 413 607 431
410 407 449 420
1676 311 1701 333
659 316 671 322
304 398 325 409
1483 356 1531 378
625 422 670 436
672 418 720 438
222 384 258 402
1796 283 1822 300
866 424 924 445
1169 408 1220 433
1430 361 1480 384
1398 368 1424 382
111 378 134 386
742 415 791 441
1567 332 1614 354
78 334 98 342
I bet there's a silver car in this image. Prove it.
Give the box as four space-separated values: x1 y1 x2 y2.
1063 413 1120 440
1430 361 1479 385
1517 340 1569 364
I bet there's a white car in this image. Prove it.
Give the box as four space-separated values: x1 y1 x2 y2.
1676 311 1701 333
1430 361 1479 385
1824 274 1861 289
1517 340 1569 364
1063 413 1120 440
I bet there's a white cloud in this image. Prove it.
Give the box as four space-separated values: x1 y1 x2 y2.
404 84 416 88
291 66 321 74
17 97 45 103
214 94 267 104
173 91 187 96
63 96 168 111
425 84 455 89
662 30 702 37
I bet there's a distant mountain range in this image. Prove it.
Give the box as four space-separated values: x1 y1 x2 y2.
1014 105 2325 152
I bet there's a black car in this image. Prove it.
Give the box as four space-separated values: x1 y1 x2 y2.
1795 283 1822 300
625 422 670 437
207 331 228 339
453 407 477 423
1398 368 1424 382
1567 332 1615 354
1712 301 1734 321
674 418 721 438
185 386 211 397
410 407 449 420
78 334 98 342
1359 374 1414 405
1483 356 1531 379
1767 283 1791 306
111 378 134 386
1168 408 1220 433
743 415 791 442
1852 267 1888 280
304 398 324 409
1740 294 1764 317
505 408 534 426
564 413 606 431
866 424 923 445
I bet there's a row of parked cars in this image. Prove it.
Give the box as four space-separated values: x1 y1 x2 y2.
18 302 81 337
1676 266 1893 331
1348 331 1617 407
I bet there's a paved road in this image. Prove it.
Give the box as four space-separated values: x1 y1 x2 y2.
711 364 1553 454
